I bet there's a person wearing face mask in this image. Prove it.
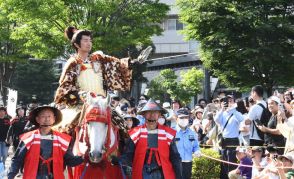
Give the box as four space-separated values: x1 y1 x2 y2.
112 99 182 179
158 115 167 126
123 114 140 130
175 108 200 179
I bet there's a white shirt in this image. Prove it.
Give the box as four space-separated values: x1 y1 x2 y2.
277 116 294 154
248 100 267 140
252 157 268 178
240 113 250 136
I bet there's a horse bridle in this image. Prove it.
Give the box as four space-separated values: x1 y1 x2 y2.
79 105 118 163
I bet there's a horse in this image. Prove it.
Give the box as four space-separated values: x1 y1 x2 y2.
66 92 125 179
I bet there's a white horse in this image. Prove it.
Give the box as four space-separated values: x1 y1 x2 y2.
71 93 123 179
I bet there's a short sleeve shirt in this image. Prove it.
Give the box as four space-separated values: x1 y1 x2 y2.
248 100 266 140
238 156 253 179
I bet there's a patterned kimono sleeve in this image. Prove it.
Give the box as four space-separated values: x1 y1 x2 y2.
101 55 132 91
54 58 80 106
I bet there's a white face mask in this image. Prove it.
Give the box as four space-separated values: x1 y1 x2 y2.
178 119 189 127
158 118 165 125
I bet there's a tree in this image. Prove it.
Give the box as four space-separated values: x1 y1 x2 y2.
2 0 169 57
147 76 167 102
0 5 30 105
0 0 169 103
177 0 294 96
11 60 58 105
148 68 204 105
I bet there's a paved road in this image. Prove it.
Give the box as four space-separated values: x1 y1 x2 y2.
4 146 70 179
4 146 22 179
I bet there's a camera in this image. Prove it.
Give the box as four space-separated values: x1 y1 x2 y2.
221 97 228 107
273 154 278 161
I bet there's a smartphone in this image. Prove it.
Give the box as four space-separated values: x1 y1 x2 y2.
279 104 285 112
290 92 294 100
222 97 228 107
254 120 262 126
273 154 278 161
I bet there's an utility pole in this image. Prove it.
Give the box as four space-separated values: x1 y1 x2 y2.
204 68 211 102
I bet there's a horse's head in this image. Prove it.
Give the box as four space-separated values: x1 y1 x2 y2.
78 93 116 163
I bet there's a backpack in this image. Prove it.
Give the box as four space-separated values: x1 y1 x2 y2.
253 103 272 140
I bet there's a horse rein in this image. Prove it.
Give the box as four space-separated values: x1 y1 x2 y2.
78 105 119 163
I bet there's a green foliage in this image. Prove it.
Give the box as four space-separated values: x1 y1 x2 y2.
148 68 203 105
2 0 169 58
0 0 169 103
177 0 294 96
147 76 166 102
0 7 29 104
192 148 221 179
11 60 58 104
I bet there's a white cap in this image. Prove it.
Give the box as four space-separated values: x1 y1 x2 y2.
268 96 281 105
236 146 247 153
278 154 294 163
163 102 171 108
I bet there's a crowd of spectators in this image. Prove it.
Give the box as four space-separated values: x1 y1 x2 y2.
0 85 293 179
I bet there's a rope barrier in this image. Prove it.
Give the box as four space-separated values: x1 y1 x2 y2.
200 153 294 169
200 144 287 149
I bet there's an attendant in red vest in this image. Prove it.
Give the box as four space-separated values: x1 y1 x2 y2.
112 99 183 179
8 106 84 179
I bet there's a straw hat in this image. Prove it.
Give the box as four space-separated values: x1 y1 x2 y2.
137 99 167 115
28 106 62 127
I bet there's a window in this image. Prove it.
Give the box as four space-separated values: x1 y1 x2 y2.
167 19 176 30
176 20 184 30
163 19 184 31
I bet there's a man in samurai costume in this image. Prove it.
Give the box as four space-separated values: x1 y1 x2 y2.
112 99 183 179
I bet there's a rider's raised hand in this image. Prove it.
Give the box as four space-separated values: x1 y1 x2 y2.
130 46 152 64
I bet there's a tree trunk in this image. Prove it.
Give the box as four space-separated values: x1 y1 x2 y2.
263 83 273 98
0 61 16 106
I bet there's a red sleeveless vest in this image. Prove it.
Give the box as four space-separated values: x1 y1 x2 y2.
128 124 176 179
20 129 71 179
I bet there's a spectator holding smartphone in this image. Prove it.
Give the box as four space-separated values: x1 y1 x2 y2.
215 95 244 179
275 154 294 179
255 146 280 179
257 96 285 154
276 105 294 155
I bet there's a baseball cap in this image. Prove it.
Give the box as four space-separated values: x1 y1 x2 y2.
251 146 263 152
268 96 281 105
236 146 247 153
162 102 171 108
278 154 294 163
176 108 190 117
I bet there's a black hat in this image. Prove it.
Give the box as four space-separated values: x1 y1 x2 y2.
266 145 278 153
137 99 167 115
28 106 62 127
123 114 140 127
0 106 6 111
176 108 190 117
16 105 26 114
